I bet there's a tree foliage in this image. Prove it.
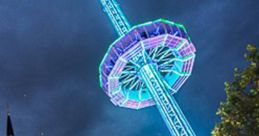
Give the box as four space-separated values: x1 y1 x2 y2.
212 45 259 136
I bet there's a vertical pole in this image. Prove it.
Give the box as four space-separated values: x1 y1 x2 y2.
100 0 131 36
139 64 196 136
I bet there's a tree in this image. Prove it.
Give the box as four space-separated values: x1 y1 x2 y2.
212 45 259 136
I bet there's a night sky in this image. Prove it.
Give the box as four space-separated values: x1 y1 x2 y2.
0 0 258 135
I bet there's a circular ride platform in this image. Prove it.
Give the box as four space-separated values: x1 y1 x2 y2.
99 19 196 109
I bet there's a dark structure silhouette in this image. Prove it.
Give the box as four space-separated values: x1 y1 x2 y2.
6 104 15 136
7 113 14 136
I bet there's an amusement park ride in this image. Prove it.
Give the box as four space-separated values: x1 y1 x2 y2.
98 0 196 135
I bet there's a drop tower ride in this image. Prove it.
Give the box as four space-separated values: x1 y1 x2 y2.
99 0 196 135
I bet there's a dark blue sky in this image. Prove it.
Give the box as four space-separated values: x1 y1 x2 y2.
0 0 258 135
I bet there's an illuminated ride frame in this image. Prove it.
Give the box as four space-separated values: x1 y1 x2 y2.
99 0 196 135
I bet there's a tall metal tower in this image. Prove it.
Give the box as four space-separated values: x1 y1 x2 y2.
99 0 196 135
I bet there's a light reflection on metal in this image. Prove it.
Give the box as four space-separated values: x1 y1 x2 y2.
99 0 196 135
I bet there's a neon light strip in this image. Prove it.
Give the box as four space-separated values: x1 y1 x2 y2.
100 0 131 36
139 64 196 136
